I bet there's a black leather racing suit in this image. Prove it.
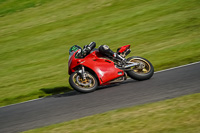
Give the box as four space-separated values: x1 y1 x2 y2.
98 45 125 61
75 42 125 61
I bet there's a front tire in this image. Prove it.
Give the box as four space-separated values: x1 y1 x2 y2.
126 56 154 81
69 71 98 93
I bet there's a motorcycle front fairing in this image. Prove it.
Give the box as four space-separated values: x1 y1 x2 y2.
68 50 124 85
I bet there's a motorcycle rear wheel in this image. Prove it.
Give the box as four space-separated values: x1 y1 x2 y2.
69 71 98 93
126 56 154 81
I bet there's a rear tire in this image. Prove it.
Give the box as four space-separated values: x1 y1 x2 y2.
69 71 98 93
126 56 154 81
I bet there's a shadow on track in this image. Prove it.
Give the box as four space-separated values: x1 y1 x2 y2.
40 86 71 95
40 79 136 98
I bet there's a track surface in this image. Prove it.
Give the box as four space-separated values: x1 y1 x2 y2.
0 62 200 133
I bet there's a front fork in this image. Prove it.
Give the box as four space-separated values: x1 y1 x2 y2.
78 65 87 80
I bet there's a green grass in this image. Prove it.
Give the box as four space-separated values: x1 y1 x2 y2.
0 0 200 106
23 93 200 133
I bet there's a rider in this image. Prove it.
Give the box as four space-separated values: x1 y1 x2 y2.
69 42 126 61
98 44 126 61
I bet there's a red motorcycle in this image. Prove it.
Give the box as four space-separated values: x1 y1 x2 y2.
68 42 154 93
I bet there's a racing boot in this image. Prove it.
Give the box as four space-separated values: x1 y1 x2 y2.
113 53 127 67
99 45 126 66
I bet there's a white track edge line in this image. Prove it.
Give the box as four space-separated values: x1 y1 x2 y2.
1 61 200 109
155 61 200 73
0 98 44 109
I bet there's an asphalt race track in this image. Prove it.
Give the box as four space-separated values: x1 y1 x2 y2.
0 62 200 133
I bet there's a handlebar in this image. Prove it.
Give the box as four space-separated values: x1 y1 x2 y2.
88 42 96 50
83 42 96 56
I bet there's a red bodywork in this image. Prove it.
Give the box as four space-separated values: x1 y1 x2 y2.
68 45 130 85
118 45 130 53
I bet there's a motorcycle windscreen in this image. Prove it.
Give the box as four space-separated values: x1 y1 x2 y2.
69 51 76 60
69 45 81 59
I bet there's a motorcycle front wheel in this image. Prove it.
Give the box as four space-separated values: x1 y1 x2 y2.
69 71 98 93
126 56 154 81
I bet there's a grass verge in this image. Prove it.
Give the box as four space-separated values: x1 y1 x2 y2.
23 93 200 133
